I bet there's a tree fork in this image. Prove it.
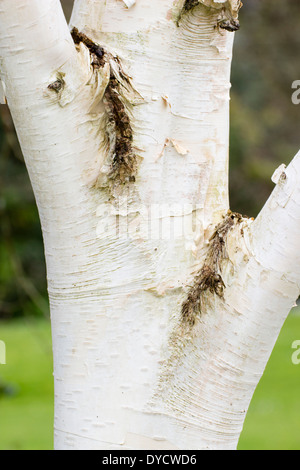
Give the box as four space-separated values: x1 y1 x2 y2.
0 0 299 450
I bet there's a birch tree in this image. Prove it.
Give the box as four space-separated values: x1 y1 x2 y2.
0 0 299 450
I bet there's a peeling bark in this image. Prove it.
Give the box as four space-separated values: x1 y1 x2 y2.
182 211 245 326
177 0 242 31
70 27 142 193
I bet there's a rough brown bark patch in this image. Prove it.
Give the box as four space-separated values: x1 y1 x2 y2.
181 211 243 326
184 0 199 11
71 28 140 190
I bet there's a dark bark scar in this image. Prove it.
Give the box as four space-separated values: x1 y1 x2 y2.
48 73 65 93
70 27 141 191
216 17 240 33
181 211 245 326
184 0 199 11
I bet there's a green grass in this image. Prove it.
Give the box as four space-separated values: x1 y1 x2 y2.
0 318 53 450
238 308 300 450
0 310 300 450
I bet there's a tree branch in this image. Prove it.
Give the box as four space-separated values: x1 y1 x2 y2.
0 0 106 265
0 0 96 229
0 0 75 86
0 0 78 183
250 151 300 287
151 152 300 450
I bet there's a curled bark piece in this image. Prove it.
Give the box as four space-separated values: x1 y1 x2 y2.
122 0 136 8
176 0 243 31
71 27 143 192
181 211 244 326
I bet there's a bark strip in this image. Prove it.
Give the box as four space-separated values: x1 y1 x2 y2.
182 211 244 326
71 27 140 190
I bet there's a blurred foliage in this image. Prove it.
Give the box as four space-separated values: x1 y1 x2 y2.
0 319 53 450
0 108 48 319
238 309 300 450
230 0 300 215
0 0 300 318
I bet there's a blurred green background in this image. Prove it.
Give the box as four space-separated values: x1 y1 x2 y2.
0 0 300 450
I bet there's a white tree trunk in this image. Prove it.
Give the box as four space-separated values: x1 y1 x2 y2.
0 0 299 450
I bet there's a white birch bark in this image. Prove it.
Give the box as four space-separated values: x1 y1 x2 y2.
0 0 299 450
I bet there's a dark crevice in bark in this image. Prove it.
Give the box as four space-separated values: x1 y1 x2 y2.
70 28 139 190
71 28 106 65
48 72 65 93
184 0 199 11
181 211 244 326
216 17 240 32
